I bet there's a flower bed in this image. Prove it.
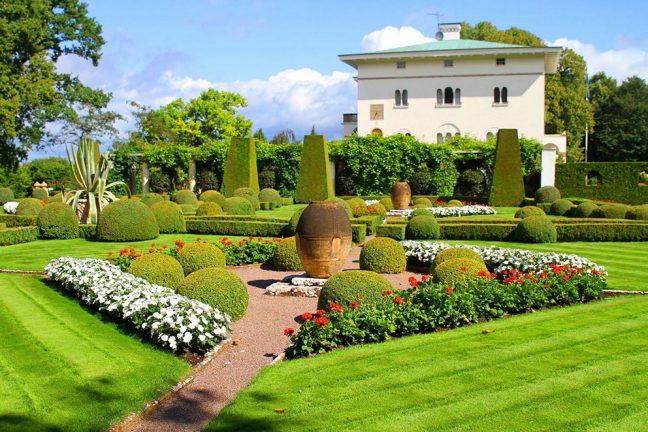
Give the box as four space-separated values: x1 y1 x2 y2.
388 205 497 218
45 257 230 352
3 201 18 214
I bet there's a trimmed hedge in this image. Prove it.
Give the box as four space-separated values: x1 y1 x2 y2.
151 201 186 233
16 198 45 216
0 226 39 246
223 196 255 215
351 223 366 244
177 267 248 320
376 224 406 241
37 202 79 239
176 242 226 275
186 219 287 237
295 135 334 203
432 257 489 285
573 201 598 218
556 222 648 242
325 197 352 219
78 224 96 239
432 247 484 272
31 188 48 200
195 202 223 217
351 214 381 235
96 200 159 242
406 216 440 240
317 270 392 310
287 207 305 235
199 190 226 207
591 204 629 219
514 216 557 243
259 188 282 208
141 193 165 207
440 223 516 241
413 197 432 206
234 187 260 210
549 199 575 216
174 190 198 205
489 129 525 206
273 237 303 271
627 205 648 220
281 197 294 206
514 206 546 219
221 137 260 197
0 214 38 227
359 237 406 273
128 253 185 289
534 186 561 204
0 187 14 204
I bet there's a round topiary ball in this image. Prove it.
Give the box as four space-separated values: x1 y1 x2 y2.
141 193 165 207
199 190 226 207
413 197 432 207
176 242 226 275
174 190 198 205
223 196 255 215
47 193 63 204
31 188 48 200
367 203 387 220
258 188 282 208
96 199 159 242
37 202 79 239
324 197 353 219
432 257 489 285
16 198 46 216
591 204 629 219
447 199 463 207
514 206 546 219
317 270 392 310
410 208 434 218
287 207 305 235
273 237 303 271
346 197 366 208
0 187 14 204
195 201 223 217
573 201 599 218
380 197 394 210
626 204 648 220
534 186 561 204
359 237 406 274
514 216 557 243
432 247 484 272
177 267 248 320
150 201 185 233
550 199 575 216
234 187 260 210
406 215 440 240
128 253 184 289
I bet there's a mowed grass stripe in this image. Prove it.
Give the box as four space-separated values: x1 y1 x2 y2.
207 296 648 431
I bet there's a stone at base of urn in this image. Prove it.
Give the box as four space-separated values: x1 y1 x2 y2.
265 276 328 297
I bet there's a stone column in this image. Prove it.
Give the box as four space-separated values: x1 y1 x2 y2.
188 159 197 192
141 162 150 194
541 147 557 187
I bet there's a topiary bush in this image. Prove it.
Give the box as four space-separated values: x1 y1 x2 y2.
273 237 303 271
379 197 393 210
295 135 333 203
317 270 392 310
535 186 561 204
223 196 255 215
447 199 463 207
199 190 226 207
324 197 353 219
31 188 48 200
128 253 184 289
16 198 45 216
0 187 14 204
514 216 557 243
234 187 260 210
176 242 226 275
150 201 185 233
456 169 486 196
591 204 629 219
287 207 305 235
37 202 79 239
359 237 406 273
410 208 434 218
258 188 282 208
195 201 223 217
405 215 440 240
413 197 432 207
96 200 159 242
550 199 575 216
47 193 63 203
346 197 365 209
221 137 260 197
179 204 197 214
626 204 648 220
514 206 546 219
367 203 387 220
573 201 599 218
174 190 198 205
432 247 484 272
141 193 165 207
409 166 433 195
177 267 248 320
432 257 489 285
489 129 525 206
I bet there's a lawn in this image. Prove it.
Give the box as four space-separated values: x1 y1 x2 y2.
0 273 190 431
207 295 648 432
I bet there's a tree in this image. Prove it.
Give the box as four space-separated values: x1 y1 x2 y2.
253 128 267 142
589 72 617 111
271 128 297 144
589 76 648 162
0 0 106 169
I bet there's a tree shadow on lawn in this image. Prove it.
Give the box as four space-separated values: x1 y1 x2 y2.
0 414 63 432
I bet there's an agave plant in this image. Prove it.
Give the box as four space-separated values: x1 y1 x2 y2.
65 135 129 224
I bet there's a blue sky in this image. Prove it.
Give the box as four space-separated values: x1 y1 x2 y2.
38 0 648 158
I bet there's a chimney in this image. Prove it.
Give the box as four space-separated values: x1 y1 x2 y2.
438 23 461 41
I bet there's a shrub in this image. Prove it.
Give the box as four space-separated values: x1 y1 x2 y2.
550 199 575 216
432 257 489 285
195 201 223 217
535 186 561 204
515 216 557 243
627 204 648 220
295 135 334 203
234 187 260 210
440 223 516 241
489 130 525 206
128 253 184 289
447 199 463 207
367 203 387 220
432 247 484 271
346 197 366 208
0 187 14 204
150 201 185 233
359 237 406 273
324 197 353 219
141 193 165 207
16 198 45 216
406 215 440 240
96 200 159 242
410 208 434 218
514 206 546 219
573 201 599 218
591 204 629 219
47 193 63 203
177 267 248 320
317 270 392 310
221 137 259 197
37 202 79 239
409 166 433 195
287 207 305 235
379 197 393 210
31 188 48 200
187 219 286 237
180 204 197 214
351 223 367 244
223 196 255 215
456 169 486 196
176 242 226 275
174 190 198 205
199 190 226 207
375 224 406 240
259 188 282 208
413 197 432 206
0 226 39 246
199 170 220 191
273 237 303 271
258 169 276 190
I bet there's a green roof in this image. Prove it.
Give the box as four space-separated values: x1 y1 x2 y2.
374 39 526 54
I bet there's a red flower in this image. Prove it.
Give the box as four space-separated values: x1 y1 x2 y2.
314 317 329 327
148 248 154 253
350 301 360 308
460 266 468 272
539 271 547 278
329 302 344 312
382 290 393 297
162 245 168 249
446 287 454 295
238 240 245 247
107 258 113 264
562 275 571 281
591 268 600 276
175 240 185 247
150 243 155 247
301 312 313 321
394 297 403 305
283 327 295 336
477 270 488 278
316 309 326 317
421 275 430 283
107 251 113 256
545 283 551 289
408 276 419 287
196 237 202 241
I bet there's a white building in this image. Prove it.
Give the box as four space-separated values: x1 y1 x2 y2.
339 23 567 159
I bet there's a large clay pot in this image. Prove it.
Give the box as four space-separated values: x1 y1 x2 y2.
295 201 352 278
391 182 411 210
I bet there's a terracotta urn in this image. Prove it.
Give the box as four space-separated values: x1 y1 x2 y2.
391 182 411 210
295 201 352 278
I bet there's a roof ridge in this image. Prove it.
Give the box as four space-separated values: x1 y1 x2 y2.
373 38 528 54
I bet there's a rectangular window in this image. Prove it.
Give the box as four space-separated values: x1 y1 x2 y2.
496 58 506 66
396 61 406 69
443 59 454 68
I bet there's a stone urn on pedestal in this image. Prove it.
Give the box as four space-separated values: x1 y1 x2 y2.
391 182 411 210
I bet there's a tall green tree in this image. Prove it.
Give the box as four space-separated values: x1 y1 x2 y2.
252 128 267 142
271 128 296 144
589 72 618 111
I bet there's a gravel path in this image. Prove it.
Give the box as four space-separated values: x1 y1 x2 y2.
124 239 422 432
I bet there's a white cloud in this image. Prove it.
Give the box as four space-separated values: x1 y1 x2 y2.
361 26 432 52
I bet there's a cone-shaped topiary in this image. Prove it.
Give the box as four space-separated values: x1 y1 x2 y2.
196 201 223 217
37 202 79 239
223 196 255 215
273 237 303 271
150 201 185 233
31 188 48 200
0 187 14 204
514 206 546 219
177 267 248 320
221 137 259 197
199 190 226 207
550 199 575 216
174 190 198 205
514 216 557 243
141 193 165 207
591 204 629 219
626 204 648 220
258 188 282 208
360 238 406 274
128 253 184 289
410 208 434 218
534 186 561 204
413 197 432 206
16 198 46 216
405 215 440 240
287 207 306 235
489 129 525 206
317 270 392 310
234 187 260 210
295 135 333 203
379 197 393 210
432 247 484 272
432 257 489 285
96 199 159 241
324 197 352 219
573 201 598 218
176 242 226 275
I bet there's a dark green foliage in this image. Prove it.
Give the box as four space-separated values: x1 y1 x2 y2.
177 268 248 320
573 202 599 218
409 166 434 194
31 188 48 200
432 248 484 272
413 197 432 206
514 206 546 219
591 204 629 219
78 224 96 239
515 216 557 243
16 198 45 216
96 200 159 242
221 137 259 197
150 201 185 233
556 162 648 204
273 237 303 271
287 207 305 235
174 190 198 205
432 257 489 285
128 254 184 289
317 270 392 310
406 215 440 240
351 224 367 244
37 202 78 239
0 226 39 246
199 190 226 207
379 197 393 210
198 170 220 191
186 219 286 237
627 205 648 220
295 135 334 203
489 129 525 206
195 202 223 217
141 193 164 207
176 242 226 275
258 168 277 190
360 238 406 274
234 187 260 210
535 186 561 204
0 214 38 227
149 169 173 193
223 197 255 215
376 224 406 241
258 188 282 208
410 208 434 218
550 199 575 216
456 169 487 196
0 187 14 204
325 197 352 219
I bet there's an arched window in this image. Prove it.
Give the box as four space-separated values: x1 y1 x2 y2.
454 132 461 138
486 132 495 140
454 88 461 105
444 87 454 104
402 89 408 106
436 133 444 143
371 128 383 137
436 89 443 105
494 87 501 103
395 90 401 106
445 132 453 142
501 87 508 103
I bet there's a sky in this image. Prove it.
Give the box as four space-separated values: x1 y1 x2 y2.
35 0 648 158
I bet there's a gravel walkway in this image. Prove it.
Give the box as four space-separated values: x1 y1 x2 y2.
123 239 422 432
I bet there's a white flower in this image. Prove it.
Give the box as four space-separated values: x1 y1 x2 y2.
3 201 19 214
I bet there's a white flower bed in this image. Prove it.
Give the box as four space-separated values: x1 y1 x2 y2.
364 199 380 206
45 257 230 351
401 241 607 278
3 201 18 214
388 205 497 218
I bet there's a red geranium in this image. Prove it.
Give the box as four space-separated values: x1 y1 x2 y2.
316 309 326 317
301 312 313 321
283 327 295 336
421 275 430 283
446 287 454 295
394 297 403 305
329 302 344 313
350 301 360 308
382 290 393 296
314 317 329 327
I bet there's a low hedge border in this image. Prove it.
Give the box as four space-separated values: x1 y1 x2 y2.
0 214 38 227
385 217 409 225
440 223 516 241
186 219 287 237
0 226 39 246
186 215 289 224
78 224 97 239
351 215 381 235
281 197 294 206
376 224 406 240
351 224 367 244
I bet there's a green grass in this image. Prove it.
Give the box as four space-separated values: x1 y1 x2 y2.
259 203 306 218
0 274 190 431
207 296 648 431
